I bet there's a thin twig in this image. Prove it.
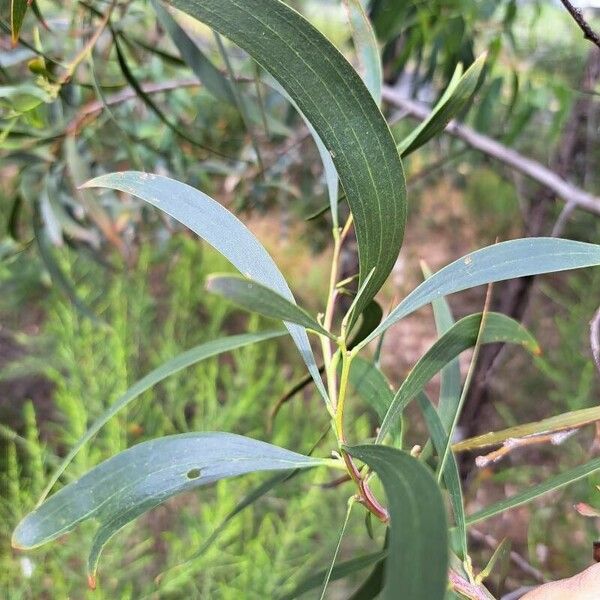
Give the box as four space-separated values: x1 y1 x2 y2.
381 87 600 216
559 0 600 50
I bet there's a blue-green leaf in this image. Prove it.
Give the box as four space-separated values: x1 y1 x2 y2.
39 330 285 502
376 312 539 443
206 274 334 338
83 172 328 402
466 456 600 525
14 433 330 583
362 238 600 347
343 0 382 104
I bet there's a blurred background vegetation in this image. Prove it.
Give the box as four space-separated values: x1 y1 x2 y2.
2 0 600 597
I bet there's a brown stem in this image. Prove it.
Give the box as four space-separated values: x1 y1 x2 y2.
559 0 600 50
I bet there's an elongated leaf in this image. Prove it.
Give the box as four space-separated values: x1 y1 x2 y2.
349 356 393 421
343 0 382 104
319 501 354 599
376 312 539 442
151 0 235 104
416 392 466 561
14 433 329 582
396 54 485 157
39 330 285 502
452 404 600 453
422 261 461 433
162 426 331 586
350 300 383 349
265 77 340 229
33 205 100 324
154 1 289 136
83 172 328 402
167 0 407 320
347 445 448 600
362 238 600 347
112 33 232 160
349 558 385 600
466 456 600 525
11 0 28 43
206 274 333 338
279 550 387 600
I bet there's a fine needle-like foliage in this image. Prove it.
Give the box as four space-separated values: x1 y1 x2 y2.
9 1 600 598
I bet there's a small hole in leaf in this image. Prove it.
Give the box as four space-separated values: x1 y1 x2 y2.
186 468 202 480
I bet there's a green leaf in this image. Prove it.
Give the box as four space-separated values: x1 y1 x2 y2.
453 404 600 453
39 330 285 502
166 0 407 320
13 433 329 582
466 456 600 526
343 0 382 104
152 1 290 136
416 392 466 561
206 274 334 338
396 54 485 157
265 77 340 229
362 238 600 347
319 500 354 600
112 33 231 160
348 558 385 600
349 300 383 349
349 356 393 421
376 312 539 443
82 172 328 403
33 203 100 325
346 445 448 600
278 550 387 600
11 0 28 43
422 261 461 433
151 0 235 104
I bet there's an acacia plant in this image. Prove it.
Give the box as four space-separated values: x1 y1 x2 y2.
10 1 600 598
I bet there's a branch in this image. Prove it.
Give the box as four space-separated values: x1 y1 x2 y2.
559 0 600 50
67 78 200 134
381 87 600 217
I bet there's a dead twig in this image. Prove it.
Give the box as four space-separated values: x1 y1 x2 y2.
559 0 600 50
381 87 600 217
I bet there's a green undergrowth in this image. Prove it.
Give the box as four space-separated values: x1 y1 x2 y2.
0 236 369 599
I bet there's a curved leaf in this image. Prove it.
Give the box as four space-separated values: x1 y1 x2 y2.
349 356 393 421
376 312 539 443
466 456 600 526
151 0 235 104
39 330 285 502
416 392 466 561
166 0 407 319
206 274 334 338
396 54 485 157
453 404 600 453
14 433 329 582
362 238 600 348
82 172 328 402
346 445 448 600
343 0 382 104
